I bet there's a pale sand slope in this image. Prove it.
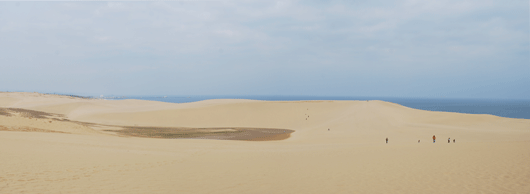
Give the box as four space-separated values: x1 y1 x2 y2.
1 92 529 193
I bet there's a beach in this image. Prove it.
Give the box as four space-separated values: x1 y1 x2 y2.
1 92 529 193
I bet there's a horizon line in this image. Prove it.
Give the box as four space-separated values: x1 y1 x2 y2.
2 91 530 101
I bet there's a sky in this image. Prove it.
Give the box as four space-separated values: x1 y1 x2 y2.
0 0 528 99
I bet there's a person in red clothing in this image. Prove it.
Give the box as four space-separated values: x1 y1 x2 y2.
433 135 436 143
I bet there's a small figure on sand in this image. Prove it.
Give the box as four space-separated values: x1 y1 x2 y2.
453 139 455 143
418 140 420 143
386 138 388 144
448 137 451 143
433 135 436 143
328 128 330 131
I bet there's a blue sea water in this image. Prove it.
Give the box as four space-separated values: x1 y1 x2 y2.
115 96 530 119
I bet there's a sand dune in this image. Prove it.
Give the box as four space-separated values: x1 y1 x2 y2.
1 92 529 193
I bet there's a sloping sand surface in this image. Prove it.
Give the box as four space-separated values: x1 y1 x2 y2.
1 92 529 193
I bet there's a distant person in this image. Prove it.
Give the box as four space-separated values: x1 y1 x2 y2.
448 138 451 143
386 138 388 144
328 128 330 131
418 140 420 143
453 139 455 143
433 135 436 143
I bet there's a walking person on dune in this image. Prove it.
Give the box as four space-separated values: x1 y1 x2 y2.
433 135 436 143
386 138 388 144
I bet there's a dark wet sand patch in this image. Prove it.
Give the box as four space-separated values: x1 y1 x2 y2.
105 127 295 141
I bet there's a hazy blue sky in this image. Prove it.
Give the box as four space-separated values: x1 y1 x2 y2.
0 0 528 99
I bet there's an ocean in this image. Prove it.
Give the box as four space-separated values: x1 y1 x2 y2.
112 96 530 120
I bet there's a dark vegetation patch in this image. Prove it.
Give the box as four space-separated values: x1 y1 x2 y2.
0 108 12 117
1 107 295 141
0 125 68 133
106 127 295 141
0 108 64 119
